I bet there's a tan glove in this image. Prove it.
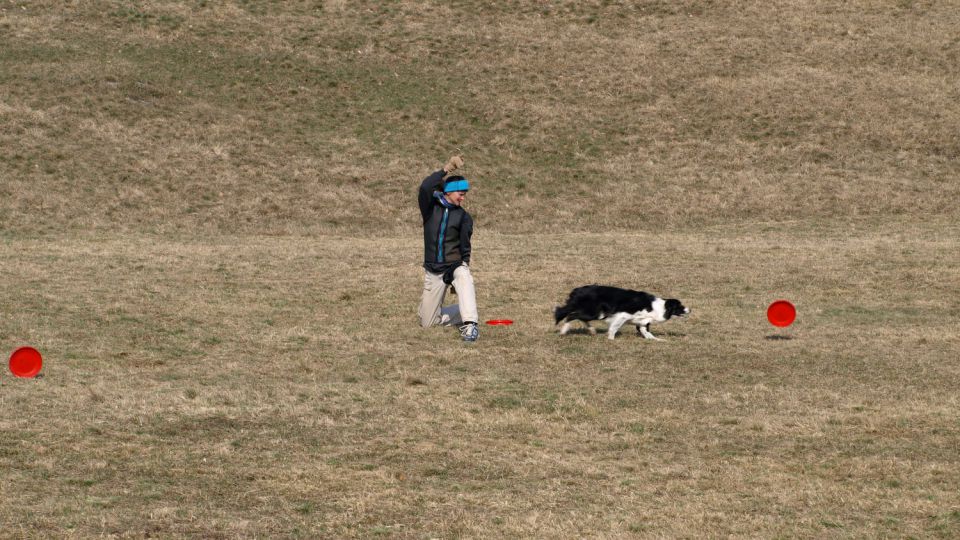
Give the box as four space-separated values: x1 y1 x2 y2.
443 155 464 174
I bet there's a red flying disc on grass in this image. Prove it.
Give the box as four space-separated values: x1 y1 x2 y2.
767 300 796 327
9 347 43 378
485 319 514 326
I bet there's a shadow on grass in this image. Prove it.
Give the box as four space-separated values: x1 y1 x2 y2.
765 334 795 340
556 328 689 339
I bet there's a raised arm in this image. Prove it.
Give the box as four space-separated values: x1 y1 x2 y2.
418 156 464 220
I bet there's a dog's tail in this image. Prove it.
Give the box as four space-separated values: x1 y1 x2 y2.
554 303 573 325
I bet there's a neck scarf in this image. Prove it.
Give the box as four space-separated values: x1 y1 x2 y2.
435 192 456 208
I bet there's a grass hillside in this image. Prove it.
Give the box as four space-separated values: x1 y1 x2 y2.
2 0 958 234
2 2 959 538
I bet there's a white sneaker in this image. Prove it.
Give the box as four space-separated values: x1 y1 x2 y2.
459 323 479 342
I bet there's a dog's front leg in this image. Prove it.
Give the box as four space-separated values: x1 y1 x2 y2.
638 323 662 341
606 313 632 340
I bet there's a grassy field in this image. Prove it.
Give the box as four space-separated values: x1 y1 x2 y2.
3 1 958 234
2 223 959 537
2 1 959 538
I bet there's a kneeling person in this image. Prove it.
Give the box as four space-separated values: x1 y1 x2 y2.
417 155 479 342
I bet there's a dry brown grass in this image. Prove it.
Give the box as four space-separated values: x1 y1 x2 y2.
1 1 958 234
2 1 960 538
2 220 959 537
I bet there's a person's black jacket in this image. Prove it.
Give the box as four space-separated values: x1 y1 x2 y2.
419 170 473 274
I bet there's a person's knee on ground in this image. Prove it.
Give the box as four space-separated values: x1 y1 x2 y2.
418 271 447 327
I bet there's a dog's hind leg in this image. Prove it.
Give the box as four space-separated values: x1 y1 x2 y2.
606 313 633 340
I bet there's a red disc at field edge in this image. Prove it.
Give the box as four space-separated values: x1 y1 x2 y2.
9 346 43 378
485 319 514 326
767 300 796 327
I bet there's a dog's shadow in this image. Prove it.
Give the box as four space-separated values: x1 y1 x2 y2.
558 328 688 338
559 328 599 336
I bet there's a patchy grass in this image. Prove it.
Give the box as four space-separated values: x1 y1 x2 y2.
2 1 959 537
1 222 959 537
1 1 958 234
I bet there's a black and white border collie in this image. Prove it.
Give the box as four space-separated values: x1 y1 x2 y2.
554 285 690 340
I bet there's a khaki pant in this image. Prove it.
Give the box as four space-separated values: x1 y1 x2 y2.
418 265 478 327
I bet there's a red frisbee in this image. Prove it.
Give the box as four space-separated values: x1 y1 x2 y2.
485 319 514 326
9 347 43 378
767 300 796 327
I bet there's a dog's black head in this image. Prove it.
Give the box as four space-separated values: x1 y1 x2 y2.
664 299 690 320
